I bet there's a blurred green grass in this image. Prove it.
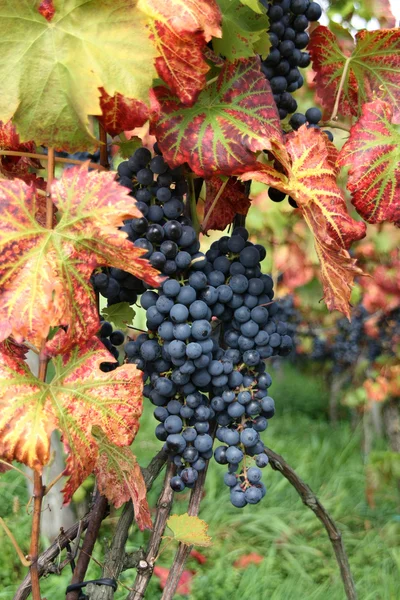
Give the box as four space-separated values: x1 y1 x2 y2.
1 364 399 599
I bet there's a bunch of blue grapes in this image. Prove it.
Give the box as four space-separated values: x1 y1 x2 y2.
261 0 322 120
98 320 125 372
92 145 201 305
125 227 293 506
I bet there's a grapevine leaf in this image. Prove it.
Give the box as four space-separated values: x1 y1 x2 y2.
98 89 149 138
0 1 156 150
0 338 143 482
94 431 152 530
0 166 162 354
115 137 143 160
202 177 251 233
38 0 55 21
138 0 222 106
337 100 400 227
242 126 367 317
0 120 41 181
308 26 400 122
166 514 212 547
151 57 285 177
213 0 270 60
239 0 265 14
153 566 195 595
101 303 136 329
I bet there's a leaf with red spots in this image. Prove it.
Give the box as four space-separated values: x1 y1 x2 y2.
153 566 195 595
242 126 367 317
337 100 400 227
201 177 251 233
38 0 55 21
98 88 149 137
0 165 162 355
151 57 285 177
92 430 152 530
309 26 400 122
0 338 143 481
138 0 222 106
0 120 41 182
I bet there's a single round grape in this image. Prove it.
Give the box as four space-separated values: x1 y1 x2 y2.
150 155 168 174
247 466 262 484
305 107 322 124
306 1 322 21
244 486 263 504
164 415 183 434
168 340 186 359
240 428 259 447
214 445 228 464
256 453 269 468
181 467 199 485
109 330 125 346
170 475 185 492
183 428 198 442
261 396 275 418
230 489 247 508
191 320 212 340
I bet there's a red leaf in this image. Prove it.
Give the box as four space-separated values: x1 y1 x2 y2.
98 88 149 137
94 440 152 530
153 566 195 595
38 1 55 21
151 57 285 177
242 127 367 317
202 177 251 233
190 549 207 564
139 0 222 106
0 120 41 181
309 26 400 122
337 100 400 226
234 552 264 568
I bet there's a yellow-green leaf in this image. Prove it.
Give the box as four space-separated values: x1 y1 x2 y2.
166 513 212 547
0 1 156 150
101 303 135 329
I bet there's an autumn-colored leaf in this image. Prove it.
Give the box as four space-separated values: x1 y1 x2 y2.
337 100 400 227
234 552 264 568
0 338 143 485
275 242 315 294
38 0 55 21
213 0 270 60
0 165 162 354
151 57 285 177
98 89 149 138
359 249 400 313
201 177 251 233
94 431 151 530
153 566 195 595
0 2 156 150
190 549 207 564
166 514 212 547
138 0 222 106
242 126 367 317
309 26 400 122
362 0 396 29
0 120 41 182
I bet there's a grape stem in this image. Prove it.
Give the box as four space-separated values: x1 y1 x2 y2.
201 178 229 232
264 445 357 600
0 149 107 171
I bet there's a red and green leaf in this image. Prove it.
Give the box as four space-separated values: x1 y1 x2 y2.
0 338 144 501
94 431 152 530
138 0 222 106
151 57 285 177
98 89 149 138
337 100 400 226
0 166 162 354
202 177 251 233
309 26 400 122
242 126 367 317
0 120 41 182
38 0 55 21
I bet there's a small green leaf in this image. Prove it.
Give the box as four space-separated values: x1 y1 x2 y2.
101 303 135 329
240 0 265 13
166 513 212 547
213 0 270 60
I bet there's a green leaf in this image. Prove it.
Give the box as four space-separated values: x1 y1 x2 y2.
101 303 136 329
213 0 270 60
166 514 212 547
0 1 157 150
114 136 143 160
240 0 265 13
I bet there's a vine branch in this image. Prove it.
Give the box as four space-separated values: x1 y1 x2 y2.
264 445 357 600
201 178 228 232
0 149 107 171
127 461 175 600
13 448 168 600
330 57 351 122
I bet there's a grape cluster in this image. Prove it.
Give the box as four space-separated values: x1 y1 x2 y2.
98 320 125 372
261 0 322 119
92 145 200 305
126 228 293 507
